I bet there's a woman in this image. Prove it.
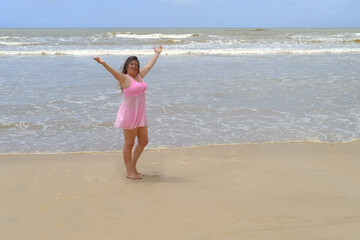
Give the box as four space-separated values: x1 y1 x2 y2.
93 45 162 179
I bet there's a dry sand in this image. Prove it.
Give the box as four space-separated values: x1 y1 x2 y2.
1 141 360 240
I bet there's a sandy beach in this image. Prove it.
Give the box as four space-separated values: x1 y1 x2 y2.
1 141 360 240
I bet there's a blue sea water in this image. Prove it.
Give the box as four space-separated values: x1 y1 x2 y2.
1 28 360 153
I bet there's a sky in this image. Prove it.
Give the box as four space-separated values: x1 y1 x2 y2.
1 0 359 28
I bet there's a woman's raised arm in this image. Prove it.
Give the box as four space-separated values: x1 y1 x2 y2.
139 45 162 78
93 57 126 84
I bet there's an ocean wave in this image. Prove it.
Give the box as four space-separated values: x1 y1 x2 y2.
63 99 89 104
0 121 41 130
108 32 198 39
2 48 360 56
342 39 360 44
161 39 185 44
0 41 38 46
288 34 360 44
294 39 360 44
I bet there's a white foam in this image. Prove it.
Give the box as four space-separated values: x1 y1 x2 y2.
2 48 360 56
63 99 88 104
0 41 37 46
111 32 196 39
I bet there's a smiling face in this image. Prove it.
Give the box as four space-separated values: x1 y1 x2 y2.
122 56 140 78
126 60 139 76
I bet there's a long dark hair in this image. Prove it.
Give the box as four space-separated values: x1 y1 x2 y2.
119 56 140 91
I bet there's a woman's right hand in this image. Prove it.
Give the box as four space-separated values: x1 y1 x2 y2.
93 57 105 64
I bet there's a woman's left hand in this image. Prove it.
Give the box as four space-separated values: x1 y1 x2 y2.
154 45 163 54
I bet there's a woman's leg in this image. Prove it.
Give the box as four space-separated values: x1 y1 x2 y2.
132 126 148 175
123 128 141 179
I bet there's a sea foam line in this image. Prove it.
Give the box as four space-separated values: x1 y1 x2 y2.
108 32 198 39
1 48 360 56
0 41 38 46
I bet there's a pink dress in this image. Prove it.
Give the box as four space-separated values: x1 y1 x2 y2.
114 74 147 129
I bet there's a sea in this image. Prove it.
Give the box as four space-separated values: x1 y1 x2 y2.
1 28 360 153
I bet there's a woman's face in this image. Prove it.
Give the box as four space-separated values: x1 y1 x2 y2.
127 60 139 75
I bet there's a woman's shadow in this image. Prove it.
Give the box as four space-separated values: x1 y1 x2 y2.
140 173 192 183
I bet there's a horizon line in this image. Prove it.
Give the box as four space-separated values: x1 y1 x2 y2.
1 26 360 29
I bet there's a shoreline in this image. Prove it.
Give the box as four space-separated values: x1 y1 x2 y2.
1 139 359 156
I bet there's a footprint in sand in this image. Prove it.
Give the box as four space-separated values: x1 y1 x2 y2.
56 191 83 201
180 161 190 165
83 174 95 182
30 174 40 189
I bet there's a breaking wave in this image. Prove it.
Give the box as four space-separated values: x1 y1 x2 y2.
2 48 360 56
107 32 199 39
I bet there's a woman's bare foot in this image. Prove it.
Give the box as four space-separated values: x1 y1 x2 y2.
126 173 142 180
